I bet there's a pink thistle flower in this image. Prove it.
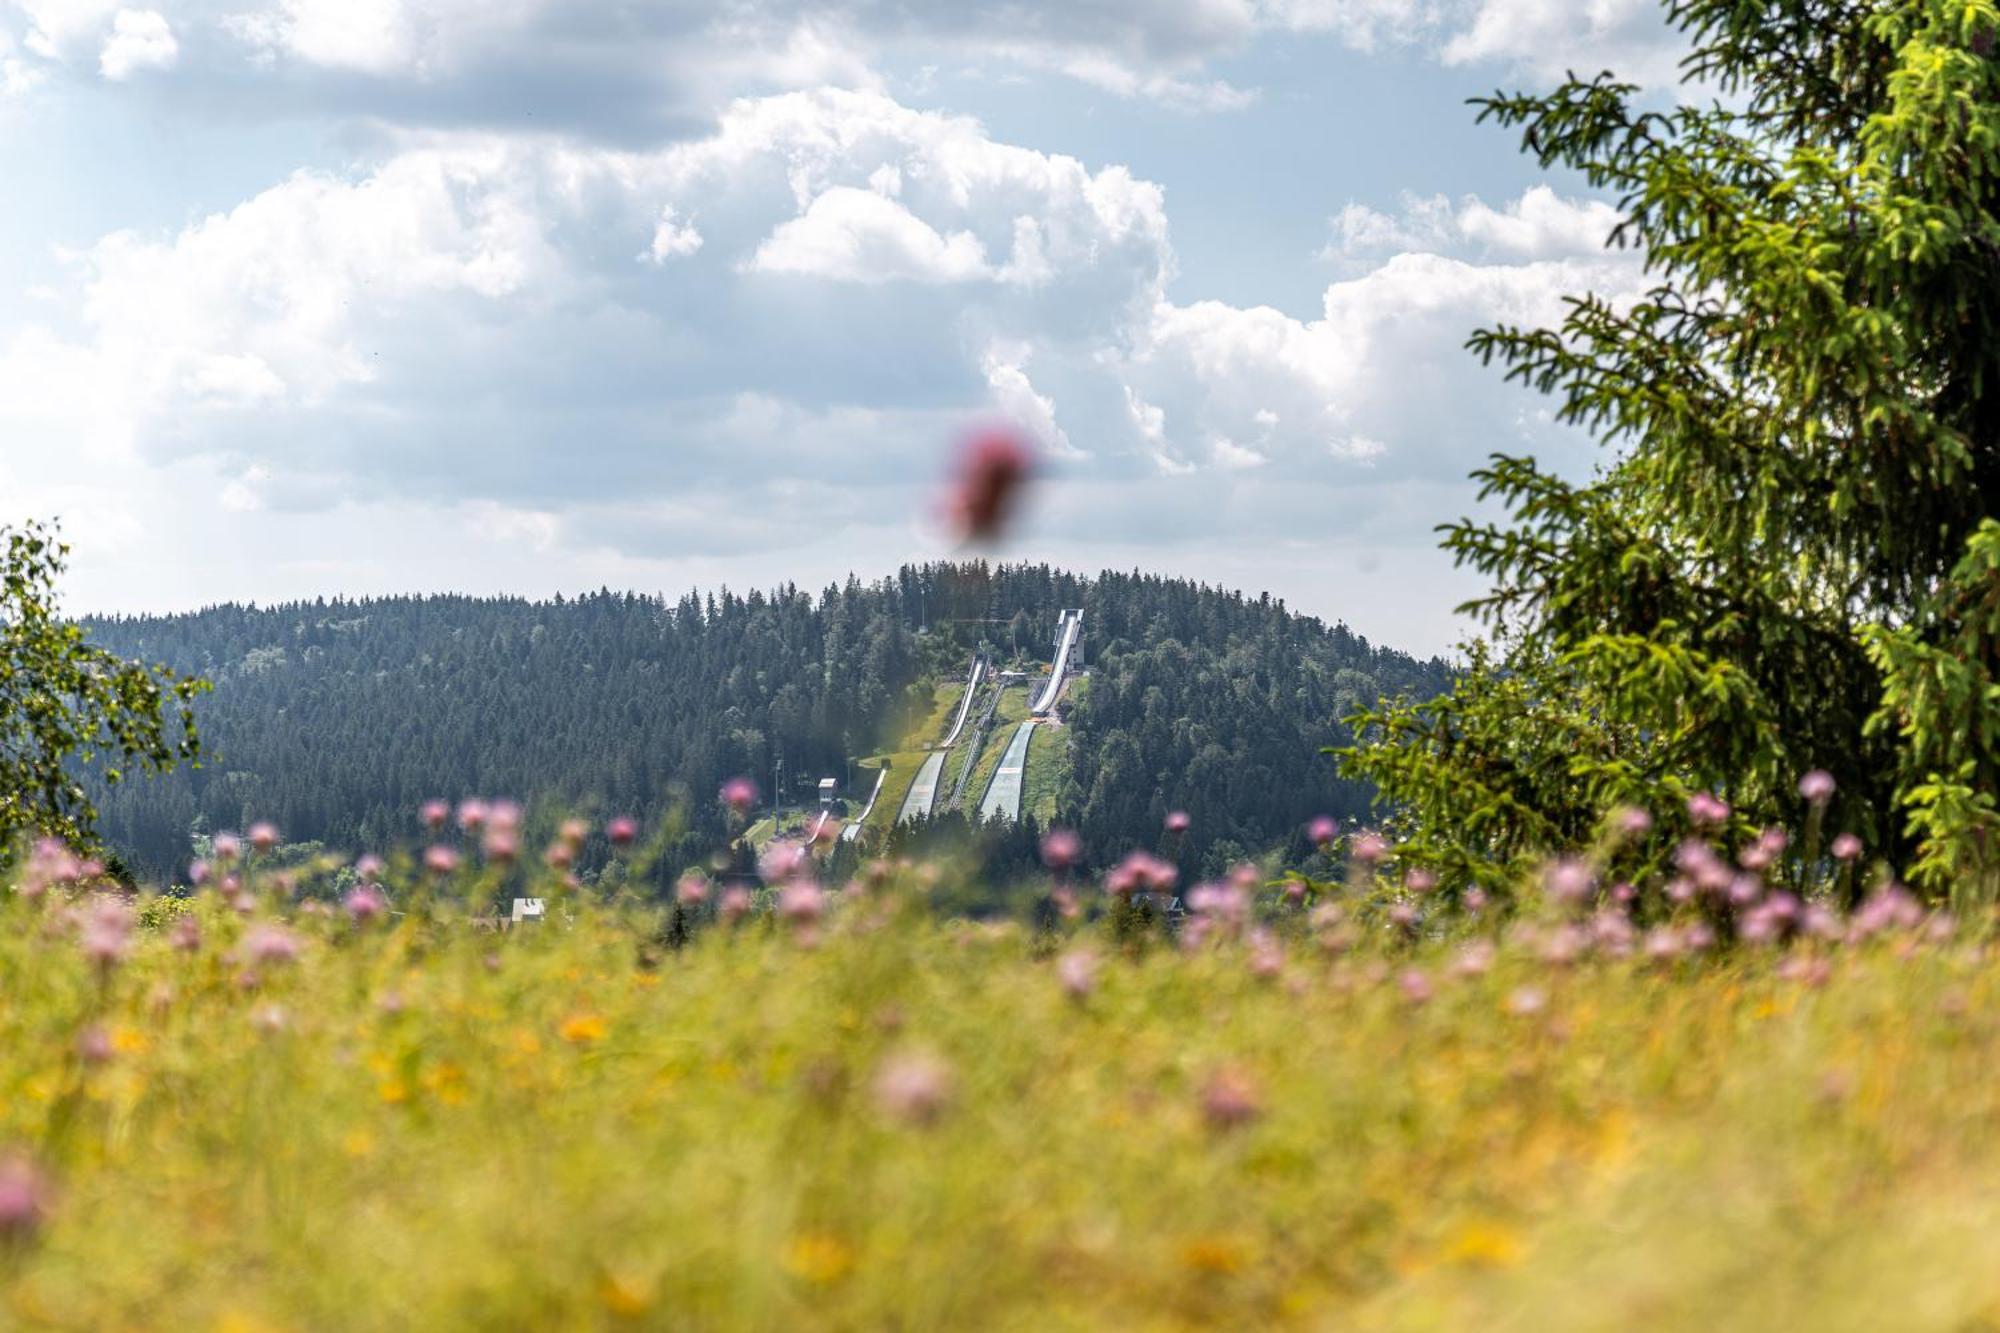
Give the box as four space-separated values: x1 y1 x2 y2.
1614 805 1653 838
1307 815 1339 848
1398 969 1432 1005
1687 792 1730 827
76 1025 113 1066
719 886 753 925
354 854 385 880
169 914 201 953
1199 1066 1263 1132
719 778 758 813
676 872 711 908
544 841 575 870
1539 924 1584 967
343 886 387 925
1387 902 1419 932
761 841 808 884
944 427 1034 544
211 833 242 864
242 925 301 967
420 800 449 831
1462 886 1488 914
1643 926 1683 963
778 881 824 926
1803 904 1843 940
1451 939 1496 978
1041 828 1082 871
0 1154 52 1242
247 822 279 854
1542 858 1595 909
1350 833 1389 865
1830 833 1863 862
1589 908 1636 956
422 845 460 876
487 800 522 833
560 818 591 848
79 899 135 971
1247 929 1284 980
1798 769 1836 804
1056 948 1098 999
1282 876 1308 906
872 1051 955 1125
607 816 639 848
187 859 210 888
1506 986 1547 1016
1404 868 1438 895
481 828 519 863
456 799 489 833
1164 810 1191 835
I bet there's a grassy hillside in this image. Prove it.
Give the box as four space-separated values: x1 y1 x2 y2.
1 856 1992 1330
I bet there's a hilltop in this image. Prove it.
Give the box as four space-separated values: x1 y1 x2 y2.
81 563 1451 886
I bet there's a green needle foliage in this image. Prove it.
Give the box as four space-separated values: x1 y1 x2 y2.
0 522 206 862
1341 0 2000 902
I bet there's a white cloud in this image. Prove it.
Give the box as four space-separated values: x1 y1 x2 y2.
1325 186 1627 265
984 347 1080 460
17 0 121 60
1442 0 1688 82
750 186 991 283
99 9 178 79
0 81 1653 653
645 206 703 262
1 0 1696 123
1457 184 1623 257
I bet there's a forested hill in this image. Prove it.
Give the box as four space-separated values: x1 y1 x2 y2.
81 564 1451 881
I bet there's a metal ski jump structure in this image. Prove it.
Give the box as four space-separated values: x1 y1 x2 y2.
839 766 887 843
938 656 986 747
1030 609 1083 716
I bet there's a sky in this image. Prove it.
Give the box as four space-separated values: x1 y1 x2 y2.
0 0 1689 657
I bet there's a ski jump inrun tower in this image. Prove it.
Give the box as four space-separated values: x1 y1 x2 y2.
1030 609 1083 716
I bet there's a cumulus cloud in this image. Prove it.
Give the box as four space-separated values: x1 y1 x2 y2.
750 187 991 283
98 9 178 79
1324 185 1628 265
3 86 1644 535
1442 0 1690 82
0 0 1696 129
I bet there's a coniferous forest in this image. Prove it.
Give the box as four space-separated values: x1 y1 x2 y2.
80 562 1450 885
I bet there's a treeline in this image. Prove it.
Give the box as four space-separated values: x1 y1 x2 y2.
82 564 1450 884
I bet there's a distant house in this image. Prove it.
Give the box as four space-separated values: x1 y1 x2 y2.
818 777 838 810
511 898 546 926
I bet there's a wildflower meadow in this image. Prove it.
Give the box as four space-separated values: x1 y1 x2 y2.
5 795 2000 1332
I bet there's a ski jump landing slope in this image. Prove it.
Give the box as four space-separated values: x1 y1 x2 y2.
977 719 1037 823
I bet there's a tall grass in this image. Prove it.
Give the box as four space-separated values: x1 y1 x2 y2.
1 840 1996 1330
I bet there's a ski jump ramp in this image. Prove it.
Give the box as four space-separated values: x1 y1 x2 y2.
1031 610 1082 716
895 656 986 825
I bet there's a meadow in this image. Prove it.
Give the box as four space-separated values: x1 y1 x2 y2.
3 821 1998 1331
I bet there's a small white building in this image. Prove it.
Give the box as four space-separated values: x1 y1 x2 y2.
511 897 546 926
818 777 838 810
